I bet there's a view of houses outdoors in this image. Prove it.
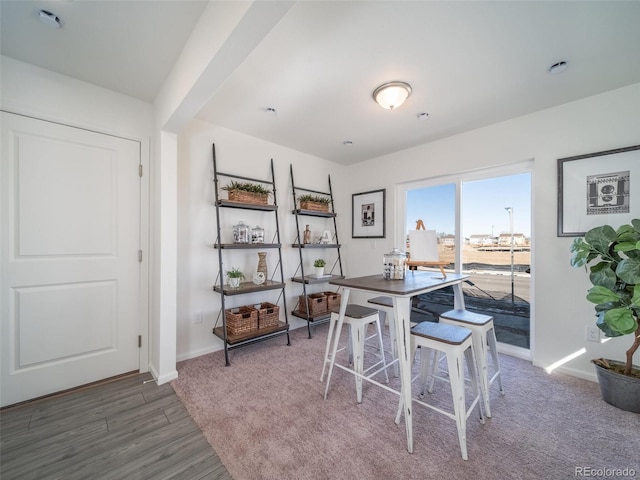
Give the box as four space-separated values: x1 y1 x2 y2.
406 173 531 349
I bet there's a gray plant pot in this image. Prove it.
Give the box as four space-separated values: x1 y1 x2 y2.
593 360 640 413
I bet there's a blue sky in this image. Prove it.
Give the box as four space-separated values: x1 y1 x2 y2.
406 173 531 237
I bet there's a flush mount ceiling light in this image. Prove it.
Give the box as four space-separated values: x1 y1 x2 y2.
38 9 62 28
372 81 412 110
548 61 568 74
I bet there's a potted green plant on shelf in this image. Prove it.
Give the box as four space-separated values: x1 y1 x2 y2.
226 267 245 288
221 180 271 205
313 258 327 277
298 194 331 212
570 218 640 412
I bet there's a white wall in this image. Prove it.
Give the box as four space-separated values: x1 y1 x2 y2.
176 119 346 360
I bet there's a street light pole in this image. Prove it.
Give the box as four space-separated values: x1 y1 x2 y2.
505 207 514 303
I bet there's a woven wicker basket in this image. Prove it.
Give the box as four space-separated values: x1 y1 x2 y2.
225 306 258 335
298 293 327 315
256 302 280 328
300 201 329 212
322 291 342 312
228 189 268 205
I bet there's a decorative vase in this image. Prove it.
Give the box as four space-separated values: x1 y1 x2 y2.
303 225 311 244
314 266 325 277
257 252 268 280
228 277 240 288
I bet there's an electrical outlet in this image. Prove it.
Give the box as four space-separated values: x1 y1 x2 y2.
585 326 600 342
193 311 203 324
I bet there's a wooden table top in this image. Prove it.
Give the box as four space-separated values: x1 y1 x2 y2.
329 270 468 296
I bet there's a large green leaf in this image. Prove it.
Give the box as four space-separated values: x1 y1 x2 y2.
569 238 590 267
616 257 640 284
603 307 638 335
585 225 617 255
596 312 623 337
586 285 620 304
631 218 640 232
589 264 617 290
631 284 640 308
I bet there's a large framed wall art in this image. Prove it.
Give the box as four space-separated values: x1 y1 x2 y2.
557 144 639 236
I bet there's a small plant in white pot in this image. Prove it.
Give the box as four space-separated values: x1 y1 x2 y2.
570 218 640 412
226 268 245 288
313 258 326 277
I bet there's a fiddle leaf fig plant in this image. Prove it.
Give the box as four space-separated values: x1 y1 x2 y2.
570 218 640 377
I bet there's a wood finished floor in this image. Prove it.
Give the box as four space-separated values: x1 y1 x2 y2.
0 373 232 480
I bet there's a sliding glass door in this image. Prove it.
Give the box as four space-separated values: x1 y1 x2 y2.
402 164 531 351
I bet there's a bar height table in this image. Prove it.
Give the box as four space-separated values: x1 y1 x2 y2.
329 270 469 454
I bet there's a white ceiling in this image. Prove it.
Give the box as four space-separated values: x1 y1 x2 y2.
2 1 640 165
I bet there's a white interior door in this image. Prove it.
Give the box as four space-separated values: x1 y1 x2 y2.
1 112 141 407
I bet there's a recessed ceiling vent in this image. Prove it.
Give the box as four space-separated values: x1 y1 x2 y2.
38 9 62 29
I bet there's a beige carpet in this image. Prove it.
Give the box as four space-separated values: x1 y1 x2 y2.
171 324 639 480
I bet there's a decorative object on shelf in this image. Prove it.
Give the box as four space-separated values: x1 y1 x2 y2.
226 267 245 288
322 291 342 311
257 252 268 280
383 248 407 280
319 230 331 244
570 218 640 412
233 221 250 244
303 225 311 244
557 144 639 237
252 272 265 285
222 180 271 205
256 302 280 328
313 258 326 277
298 293 328 315
251 225 265 244
352 189 386 238
225 306 258 335
298 194 331 212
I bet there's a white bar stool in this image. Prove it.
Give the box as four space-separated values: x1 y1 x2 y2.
438 309 505 418
396 322 484 461
367 296 398 376
321 304 389 403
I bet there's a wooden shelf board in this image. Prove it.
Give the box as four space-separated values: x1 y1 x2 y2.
291 209 336 218
291 310 331 322
291 243 340 248
213 322 289 345
214 243 281 249
217 200 277 211
213 280 285 295
291 274 344 284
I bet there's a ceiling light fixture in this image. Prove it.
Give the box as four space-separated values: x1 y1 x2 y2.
548 61 568 74
372 81 412 110
38 9 62 29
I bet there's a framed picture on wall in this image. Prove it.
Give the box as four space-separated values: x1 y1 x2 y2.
352 189 385 238
557 144 640 236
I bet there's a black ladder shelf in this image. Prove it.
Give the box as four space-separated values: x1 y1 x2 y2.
211 144 290 366
289 164 344 338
